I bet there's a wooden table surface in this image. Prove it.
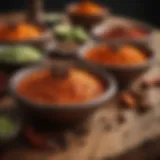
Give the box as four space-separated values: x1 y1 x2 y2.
1 13 160 160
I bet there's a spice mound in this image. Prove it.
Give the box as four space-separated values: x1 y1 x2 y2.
0 23 42 42
17 68 104 105
0 46 42 63
70 2 104 15
85 44 147 66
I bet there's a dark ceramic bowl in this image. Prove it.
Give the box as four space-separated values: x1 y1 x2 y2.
92 17 154 44
66 3 109 31
79 42 155 89
0 107 22 149
9 60 117 126
0 45 45 95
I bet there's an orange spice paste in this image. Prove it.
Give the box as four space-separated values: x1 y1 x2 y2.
17 68 104 105
85 45 147 66
0 23 42 41
70 1 104 15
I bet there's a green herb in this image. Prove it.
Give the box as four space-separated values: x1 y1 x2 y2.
0 116 18 138
0 46 42 63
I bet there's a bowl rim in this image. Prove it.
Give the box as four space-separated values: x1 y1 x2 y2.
78 41 155 71
9 61 117 111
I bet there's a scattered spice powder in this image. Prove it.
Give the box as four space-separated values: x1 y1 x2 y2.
0 23 42 42
85 44 147 66
70 1 104 15
17 68 104 105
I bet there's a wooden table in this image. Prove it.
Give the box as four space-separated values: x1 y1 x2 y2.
1 13 160 160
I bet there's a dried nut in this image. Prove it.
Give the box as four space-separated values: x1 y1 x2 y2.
140 80 153 89
119 92 137 108
153 78 160 87
140 78 160 89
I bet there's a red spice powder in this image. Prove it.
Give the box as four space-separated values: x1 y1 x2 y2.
85 45 147 66
17 68 104 105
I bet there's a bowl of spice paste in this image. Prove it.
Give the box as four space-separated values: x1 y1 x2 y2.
9 58 117 125
80 42 155 89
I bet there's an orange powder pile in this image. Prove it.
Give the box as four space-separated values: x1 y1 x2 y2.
70 2 104 15
85 45 147 66
18 68 104 105
0 23 42 41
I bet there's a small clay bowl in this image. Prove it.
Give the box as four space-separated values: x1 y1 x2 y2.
0 44 44 95
9 59 117 126
0 22 52 50
66 3 109 31
79 42 155 89
92 17 154 44
0 107 22 151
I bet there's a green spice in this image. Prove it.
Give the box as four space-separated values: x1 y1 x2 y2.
0 46 42 63
0 116 18 138
54 25 88 43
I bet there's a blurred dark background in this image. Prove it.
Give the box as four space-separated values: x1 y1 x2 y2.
0 0 159 27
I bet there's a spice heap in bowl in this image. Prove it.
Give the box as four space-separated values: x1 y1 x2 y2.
9 58 117 126
0 22 50 49
80 42 155 88
66 0 108 30
92 19 153 44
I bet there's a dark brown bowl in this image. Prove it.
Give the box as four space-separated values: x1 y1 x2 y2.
79 42 155 89
66 3 108 31
9 60 117 126
91 17 154 44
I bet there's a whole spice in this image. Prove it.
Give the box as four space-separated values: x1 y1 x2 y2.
70 1 104 15
17 68 104 105
0 23 42 42
85 44 147 66
140 78 160 89
119 91 137 108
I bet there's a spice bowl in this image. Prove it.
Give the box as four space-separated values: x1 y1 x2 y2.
66 2 109 31
0 22 52 50
9 59 117 126
79 41 155 89
0 107 23 150
91 17 154 44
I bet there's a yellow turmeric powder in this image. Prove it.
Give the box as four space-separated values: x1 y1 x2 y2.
70 1 104 15
85 45 147 66
0 23 42 42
